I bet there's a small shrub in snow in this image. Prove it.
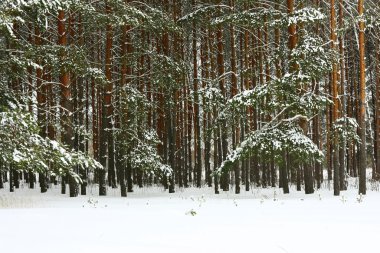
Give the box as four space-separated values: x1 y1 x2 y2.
185 209 197 216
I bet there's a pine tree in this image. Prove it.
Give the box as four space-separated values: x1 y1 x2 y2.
358 0 366 195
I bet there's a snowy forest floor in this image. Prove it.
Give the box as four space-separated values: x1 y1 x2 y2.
1 179 380 253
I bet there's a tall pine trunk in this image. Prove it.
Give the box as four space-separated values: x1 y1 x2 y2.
358 0 366 195
58 10 78 197
330 0 340 196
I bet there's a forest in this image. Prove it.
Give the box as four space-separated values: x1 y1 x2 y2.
1 0 380 198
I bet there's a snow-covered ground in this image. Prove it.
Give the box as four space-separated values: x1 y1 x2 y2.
0 181 379 253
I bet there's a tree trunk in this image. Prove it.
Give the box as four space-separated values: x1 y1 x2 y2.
9 165 14 192
338 0 347 191
375 41 380 180
330 0 340 196
58 10 77 197
216 12 229 191
0 164 3 189
229 0 240 194
191 3 202 188
358 0 366 195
